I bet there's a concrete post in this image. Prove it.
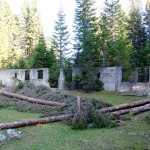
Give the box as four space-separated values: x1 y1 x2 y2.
133 68 138 83
58 68 65 90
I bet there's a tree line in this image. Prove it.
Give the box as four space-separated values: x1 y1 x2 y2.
0 0 149 90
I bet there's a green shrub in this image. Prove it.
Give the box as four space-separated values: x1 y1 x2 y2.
70 111 88 130
72 76 103 92
81 78 103 92
88 109 117 128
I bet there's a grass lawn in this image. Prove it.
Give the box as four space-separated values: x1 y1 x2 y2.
0 91 150 150
65 90 147 105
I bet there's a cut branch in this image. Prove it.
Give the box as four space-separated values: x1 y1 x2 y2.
0 114 73 130
111 104 150 116
97 99 150 113
0 91 65 107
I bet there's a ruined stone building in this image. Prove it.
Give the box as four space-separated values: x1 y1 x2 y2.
0 67 149 95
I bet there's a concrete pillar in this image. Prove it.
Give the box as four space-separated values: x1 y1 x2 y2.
30 69 38 80
58 68 65 90
133 69 138 83
43 68 49 81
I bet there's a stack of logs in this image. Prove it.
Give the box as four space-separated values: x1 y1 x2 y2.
97 98 150 116
0 91 149 129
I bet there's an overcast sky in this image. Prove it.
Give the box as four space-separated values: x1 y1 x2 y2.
6 0 146 38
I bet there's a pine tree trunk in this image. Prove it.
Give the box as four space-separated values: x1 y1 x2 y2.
0 114 73 130
111 104 150 116
97 99 150 113
0 91 65 107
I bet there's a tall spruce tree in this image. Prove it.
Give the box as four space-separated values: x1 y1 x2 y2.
52 8 70 90
19 0 42 57
0 0 22 68
140 0 150 67
127 0 147 68
29 33 55 68
52 8 70 68
98 0 133 69
73 0 102 91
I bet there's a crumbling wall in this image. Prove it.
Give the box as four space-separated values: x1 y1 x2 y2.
0 68 49 87
72 66 150 92
100 67 122 91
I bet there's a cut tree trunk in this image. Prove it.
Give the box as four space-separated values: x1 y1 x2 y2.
0 114 73 130
0 91 65 107
111 104 150 116
97 98 150 113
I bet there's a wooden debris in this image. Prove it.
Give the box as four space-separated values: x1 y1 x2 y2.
97 98 150 113
0 114 73 130
111 104 150 116
0 91 65 107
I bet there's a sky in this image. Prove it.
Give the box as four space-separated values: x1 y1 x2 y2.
6 0 146 38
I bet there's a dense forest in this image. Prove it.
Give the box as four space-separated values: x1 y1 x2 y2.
0 0 149 90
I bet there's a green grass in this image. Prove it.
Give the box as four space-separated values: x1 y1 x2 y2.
65 90 147 105
0 109 39 123
0 91 150 150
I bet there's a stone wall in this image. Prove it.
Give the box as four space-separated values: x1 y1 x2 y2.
0 68 49 87
72 66 150 92
119 82 150 94
99 67 122 91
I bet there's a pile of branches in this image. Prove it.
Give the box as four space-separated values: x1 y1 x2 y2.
0 83 149 130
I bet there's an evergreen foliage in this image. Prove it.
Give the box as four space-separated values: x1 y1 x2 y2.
127 1 148 68
48 39 59 87
98 0 133 69
0 0 22 68
0 0 149 91
19 0 42 57
51 8 71 89
73 0 102 92
52 8 70 68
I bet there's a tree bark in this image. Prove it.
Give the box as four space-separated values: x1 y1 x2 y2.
111 104 150 116
0 91 65 107
0 114 73 130
97 98 150 113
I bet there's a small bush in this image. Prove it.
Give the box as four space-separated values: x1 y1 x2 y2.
88 109 117 128
72 76 103 92
70 111 88 130
81 78 103 92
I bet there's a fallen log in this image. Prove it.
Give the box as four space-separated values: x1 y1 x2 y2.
111 104 150 116
0 91 65 107
0 114 73 130
97 98 150 113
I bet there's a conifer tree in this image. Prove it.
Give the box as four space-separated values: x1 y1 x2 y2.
52 8 70 90
19 0 42 57
73 0 102 91
98 0 133 69
52 8 70 68
127 0 147 68
0 0 22 68
30 33 52 68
